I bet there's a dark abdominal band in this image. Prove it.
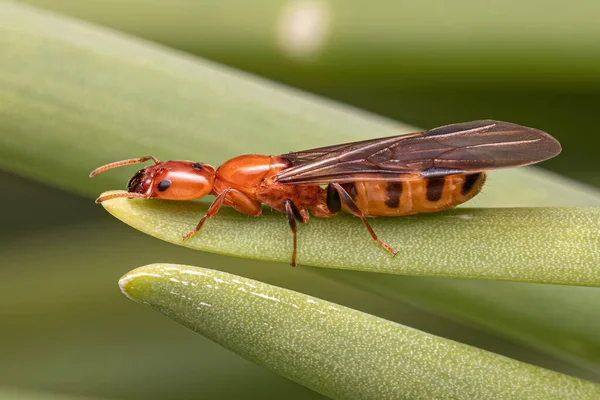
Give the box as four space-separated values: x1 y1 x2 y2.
385 182 403 208
425 177 445 202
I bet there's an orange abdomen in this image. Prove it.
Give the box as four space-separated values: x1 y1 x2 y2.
342 173 486 217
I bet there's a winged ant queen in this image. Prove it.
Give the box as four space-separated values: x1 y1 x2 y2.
90 120 561 266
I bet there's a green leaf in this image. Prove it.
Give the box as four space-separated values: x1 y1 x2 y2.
100 193 600 286
120 263 600 400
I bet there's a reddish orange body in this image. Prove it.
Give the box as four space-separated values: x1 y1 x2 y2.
90 120 561 266
212 154 486 220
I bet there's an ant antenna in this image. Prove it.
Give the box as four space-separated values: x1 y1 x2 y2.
89 156 160 178
95 192 148 204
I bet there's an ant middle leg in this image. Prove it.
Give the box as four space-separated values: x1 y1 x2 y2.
284 199 306 267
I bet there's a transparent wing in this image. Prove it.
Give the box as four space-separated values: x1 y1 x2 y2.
276 120 561 184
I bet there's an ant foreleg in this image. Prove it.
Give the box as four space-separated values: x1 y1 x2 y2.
183 188 261 240
183 189 231 240
328 183 398 257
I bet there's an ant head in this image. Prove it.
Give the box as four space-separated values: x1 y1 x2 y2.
91 156 216 203
138 161 215 200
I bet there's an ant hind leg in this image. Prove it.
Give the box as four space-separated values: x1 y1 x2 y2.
328 183 398 257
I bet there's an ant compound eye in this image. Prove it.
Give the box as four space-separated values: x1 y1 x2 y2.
192 162 204 170
157 179 171 192
127 169 145 193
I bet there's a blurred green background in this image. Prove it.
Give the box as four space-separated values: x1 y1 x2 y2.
2 1 600 399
